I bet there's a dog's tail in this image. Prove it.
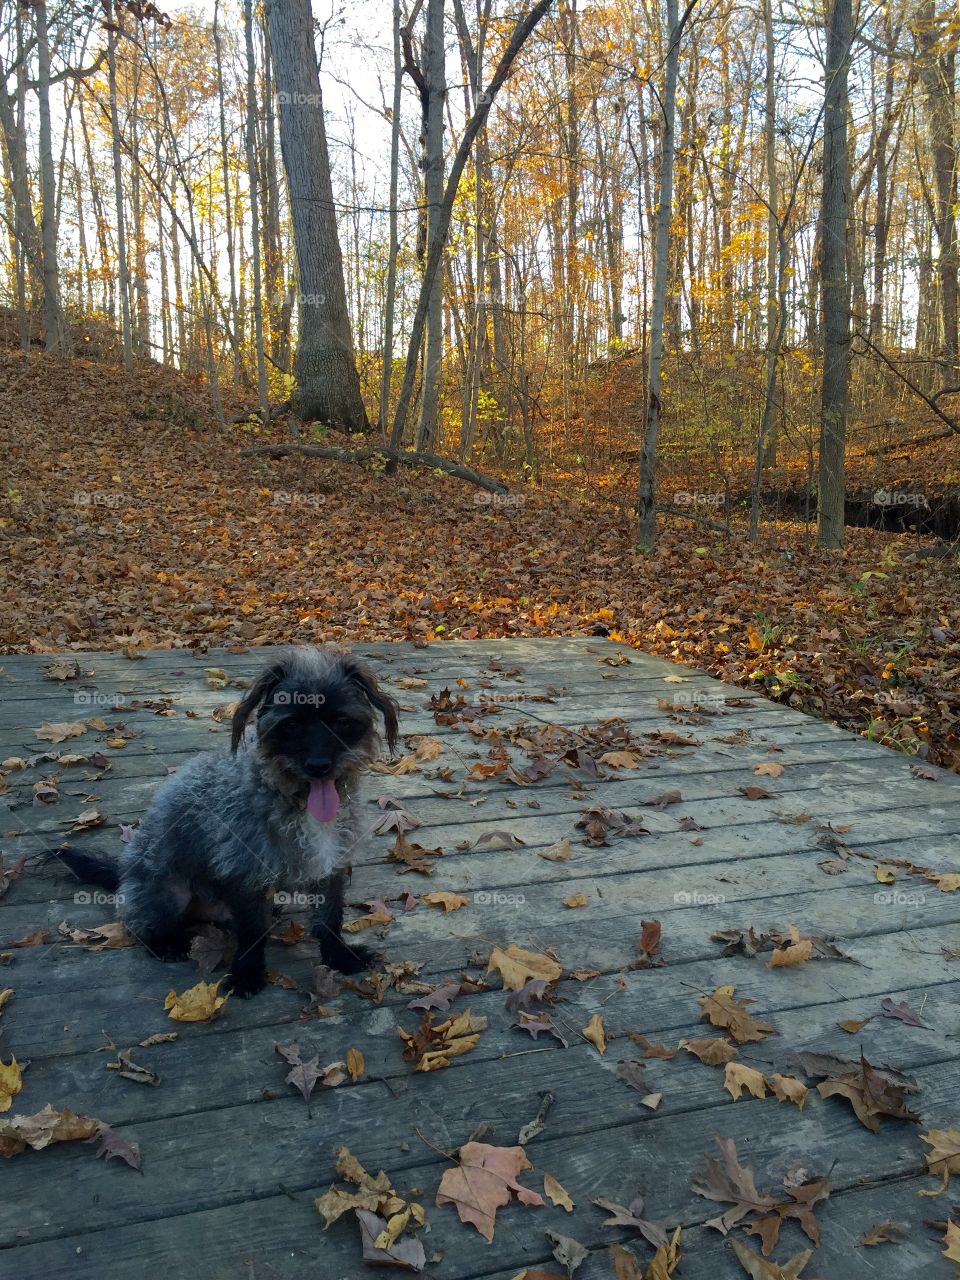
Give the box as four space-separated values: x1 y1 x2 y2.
49 845 121 891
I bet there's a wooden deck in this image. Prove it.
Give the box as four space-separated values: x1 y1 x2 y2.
0 636 958 1279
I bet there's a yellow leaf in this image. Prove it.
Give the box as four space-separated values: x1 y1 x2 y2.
582 1013 606 1054
0 1058 23 1112
723 1061 767 1101
163 979 229 1023
875 865 897 884
346 1048 365 1083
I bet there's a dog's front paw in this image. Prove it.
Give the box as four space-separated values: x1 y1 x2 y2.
224 968 267 998
323 939 377 975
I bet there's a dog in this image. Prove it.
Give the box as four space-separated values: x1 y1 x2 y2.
54 648 398 996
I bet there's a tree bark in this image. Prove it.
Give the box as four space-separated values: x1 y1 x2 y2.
263 0 369 430
817 0 853 549
637 0 694 550
415 0 447 451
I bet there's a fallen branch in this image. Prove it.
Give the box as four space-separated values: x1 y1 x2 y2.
240 443 508 494
853 333 960 437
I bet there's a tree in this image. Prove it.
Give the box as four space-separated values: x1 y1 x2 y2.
636 0 696 551
817 0 853 549
263 0 368 430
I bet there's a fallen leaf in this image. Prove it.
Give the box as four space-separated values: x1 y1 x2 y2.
753 762 784 778
164 980 228 1023
861 1219 906 1245
769 1075 808 1109
582 1013 606 1054
543 1172 573 1212
35 721 87 743
680 1037 738 1065
920 1127 960 1194
698 986 776 1043
435 1141 545 1241
346 1048 365 1083
105 1050 160 1087
0 1058 22 1112
595 1195 669 1248
488 944 562 992
880 997 927 1027
356 1207 426 1271
538 838 573 862
730 1237 812 1279
545 1228 588 1276
724 1062 767 1101
423 891 469 912
563 893 588 908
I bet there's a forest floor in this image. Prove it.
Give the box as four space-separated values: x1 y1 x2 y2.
1 347 958 770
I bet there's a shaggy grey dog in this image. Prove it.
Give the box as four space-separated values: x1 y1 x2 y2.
55 648 398 996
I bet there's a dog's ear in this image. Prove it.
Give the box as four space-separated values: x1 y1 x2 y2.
344 658 399 753
231 659 287 753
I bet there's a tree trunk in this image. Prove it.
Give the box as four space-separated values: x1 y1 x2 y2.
264 0 368 430
243 0 270 420
380 0 404 434
106 5 133 369
636 0 687 550
416 0 447 450
34 0 70 354
817 0 852 549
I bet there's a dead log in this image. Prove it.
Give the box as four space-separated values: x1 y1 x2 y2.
240 442 508 495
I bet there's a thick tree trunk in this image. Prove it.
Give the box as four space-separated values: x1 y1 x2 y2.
817 0 852 549
264 0 368 430
35 0 70 355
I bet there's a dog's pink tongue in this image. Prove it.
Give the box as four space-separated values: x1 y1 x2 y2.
307 778 340 823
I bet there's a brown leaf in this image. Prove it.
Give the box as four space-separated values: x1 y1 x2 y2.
680 1037 738 1065
582 1013 606 1054
488 944 562 992
435 1141 545 1241
698 985 776 1043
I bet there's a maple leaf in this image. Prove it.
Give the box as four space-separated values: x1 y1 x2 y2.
35 721 87 743
942 1220 960 1266
513 1011 568 1045
680 1037 738 1065
769 1074 808 1109
435 1141 545 1241
627 1032 677 1059
397 1008 487 1071
407 982 462 1012
724 1062 767 1100
371 801 421 835
388 831 442 875
698 985 776 1043
163 979 229 1023
487 944 562 991
691 1137 778 1233
809 1053 920 1131
423 891 469 912
90 1125 143 1171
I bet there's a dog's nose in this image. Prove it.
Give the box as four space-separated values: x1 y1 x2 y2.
305 756 333 778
